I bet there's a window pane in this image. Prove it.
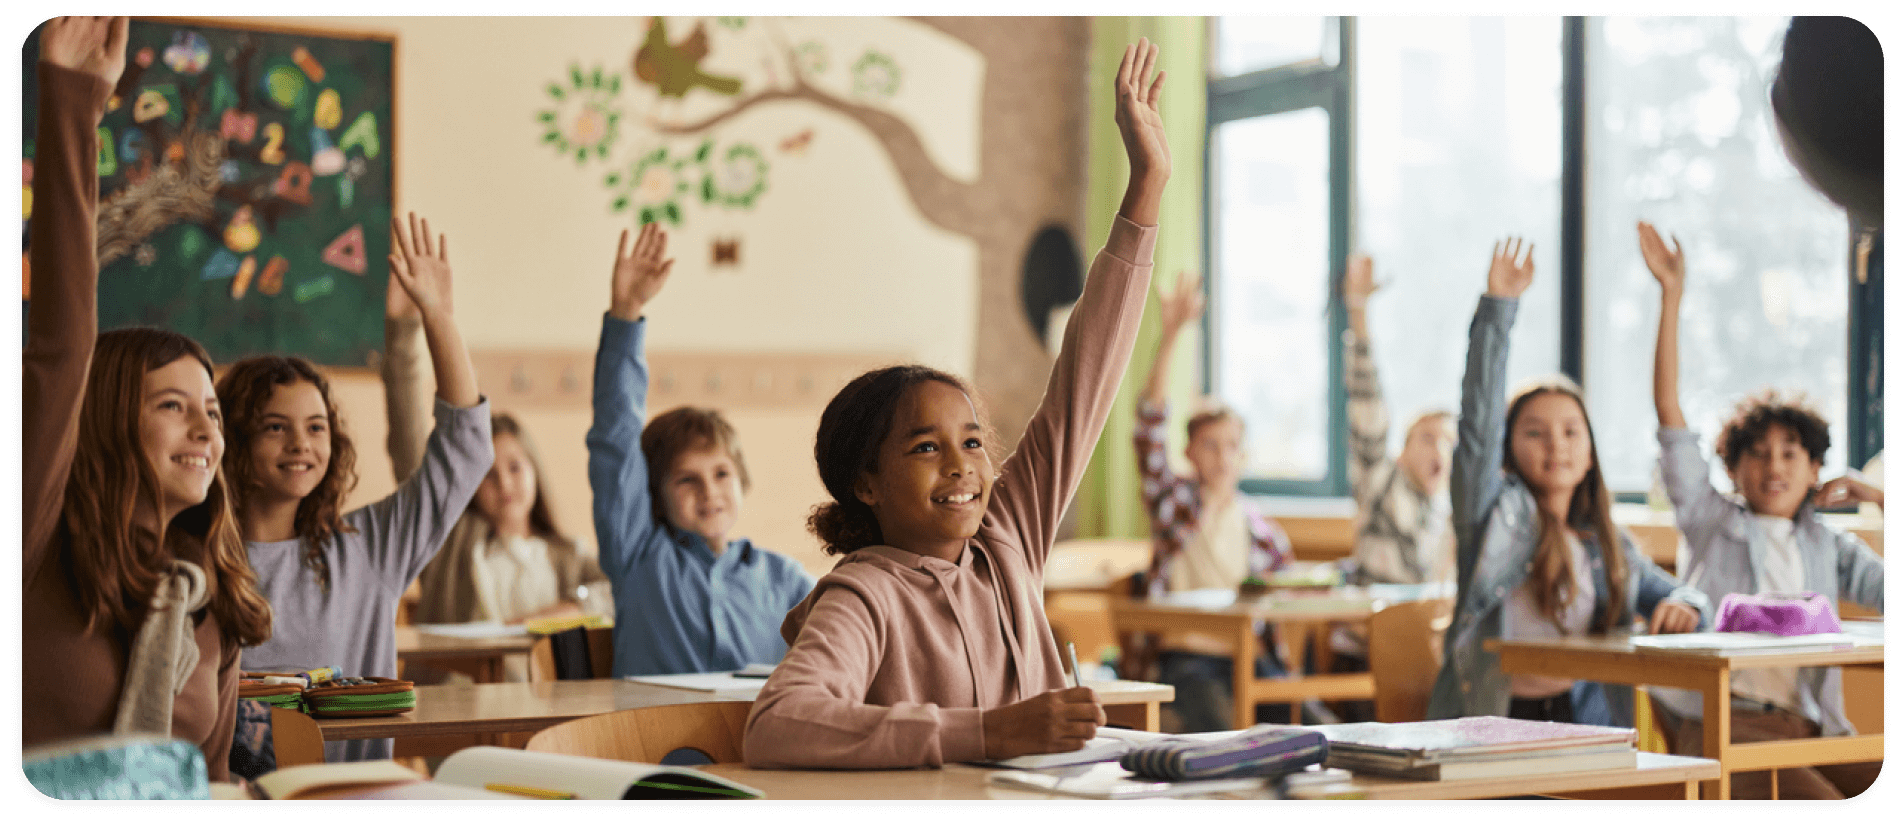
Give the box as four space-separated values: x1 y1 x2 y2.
1214 16 1337 77
1356 17 1565 457
1583 17 1849 493
1212 107 1332 483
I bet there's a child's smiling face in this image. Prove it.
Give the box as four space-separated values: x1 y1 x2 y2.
1729 422 1821 519
245 379 333 506
855 380 994 562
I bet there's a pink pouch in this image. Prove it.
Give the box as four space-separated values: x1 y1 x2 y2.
1713 592 1842 635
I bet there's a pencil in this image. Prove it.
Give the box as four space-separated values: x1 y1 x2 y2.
1065 641 1083 689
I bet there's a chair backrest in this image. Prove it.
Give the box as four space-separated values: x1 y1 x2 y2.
528 626 617 682
524 701 753 765
1367 598 1454 723
268 707 326 767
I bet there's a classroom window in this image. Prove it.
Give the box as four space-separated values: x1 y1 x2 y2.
1206 14 1873 498
1581 16 1851 492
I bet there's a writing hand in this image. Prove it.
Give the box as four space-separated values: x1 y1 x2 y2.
1649 599 1699 634
1485 237 1535 299
980 686 1104 760
609 222 675 321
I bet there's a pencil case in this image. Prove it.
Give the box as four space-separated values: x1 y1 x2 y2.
302 676 417 718
240 671 312 711
1714 592 1841 636
1121 725 1328 781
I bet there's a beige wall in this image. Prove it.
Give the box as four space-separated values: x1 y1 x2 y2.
223 16 1083 578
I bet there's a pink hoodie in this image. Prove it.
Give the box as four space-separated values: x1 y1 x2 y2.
743 216 1156 769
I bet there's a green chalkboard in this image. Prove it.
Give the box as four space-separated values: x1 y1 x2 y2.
23 17 396 367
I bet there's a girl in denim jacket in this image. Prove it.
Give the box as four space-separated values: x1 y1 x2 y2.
1427 239 1708 726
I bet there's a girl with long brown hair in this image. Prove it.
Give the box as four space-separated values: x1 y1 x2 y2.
1427 238 1707 726
216 214 492 762
23 17 271 780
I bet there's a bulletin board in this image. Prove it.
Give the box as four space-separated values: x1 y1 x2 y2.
22 17 396 366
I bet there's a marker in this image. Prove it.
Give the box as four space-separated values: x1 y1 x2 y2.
1065 641 1084 689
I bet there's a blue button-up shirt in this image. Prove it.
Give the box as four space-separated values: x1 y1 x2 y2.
588 315 815 677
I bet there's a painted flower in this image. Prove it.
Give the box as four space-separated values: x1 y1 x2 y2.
706 143 768 209
537 64 624 165
795 41 829 76
605 147 689 226
851 50 901 100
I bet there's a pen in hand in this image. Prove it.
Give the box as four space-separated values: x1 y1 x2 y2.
1065 641 1084 689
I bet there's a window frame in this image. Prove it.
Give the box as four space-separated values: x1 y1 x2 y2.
1203 14 1881 499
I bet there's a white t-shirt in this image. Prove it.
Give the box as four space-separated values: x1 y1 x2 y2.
1502 531 1596 697
1730 515 1806 713
1162 498 1252 656
470 535 565 624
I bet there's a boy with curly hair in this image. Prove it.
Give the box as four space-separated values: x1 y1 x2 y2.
1641 221 1883 799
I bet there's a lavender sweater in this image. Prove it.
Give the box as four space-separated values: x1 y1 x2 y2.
241 397 492 761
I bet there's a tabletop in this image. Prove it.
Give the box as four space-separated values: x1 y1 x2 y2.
698 752 1720 801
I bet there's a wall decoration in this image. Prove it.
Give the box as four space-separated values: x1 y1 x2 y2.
22 17 395 366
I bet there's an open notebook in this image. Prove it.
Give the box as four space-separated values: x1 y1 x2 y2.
980 727 1238 769
248 748 762 800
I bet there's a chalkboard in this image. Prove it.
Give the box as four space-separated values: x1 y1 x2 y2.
23 17 396 367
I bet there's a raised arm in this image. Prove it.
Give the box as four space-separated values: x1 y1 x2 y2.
23 17 126 580
389 212 479 409
984 39 1166 572
1451 240 1533 584
380 273 433 483
1641 221 1688 430
1140 271 1202 408
586 223 676 580
1342 254 1391 501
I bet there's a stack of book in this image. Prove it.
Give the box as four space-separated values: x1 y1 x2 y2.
1312 716 1637 781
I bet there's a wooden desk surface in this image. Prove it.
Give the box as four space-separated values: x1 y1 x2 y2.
1487 635 1885 674
318 678 1174 742
394 625 538 660
698 753 1720 801
1112 583 1455 622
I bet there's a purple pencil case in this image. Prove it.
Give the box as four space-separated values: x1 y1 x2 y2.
1713 592 1842 636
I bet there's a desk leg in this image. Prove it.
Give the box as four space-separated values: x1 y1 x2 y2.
1700 669 1731 800
1235 621 1257 731
1282 622 1310 722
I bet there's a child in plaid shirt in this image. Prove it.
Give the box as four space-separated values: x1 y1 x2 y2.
1132 272 1294 732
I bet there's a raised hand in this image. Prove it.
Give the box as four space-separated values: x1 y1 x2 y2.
385 258 419 322
608 222 676 321
38 17 128 86
388 212 454 319
1343 254 1379 308
1637 221 1685 295
1114 38 1170 185
980 687 1105 761
1158 271 1204 336
1485 237 1536 299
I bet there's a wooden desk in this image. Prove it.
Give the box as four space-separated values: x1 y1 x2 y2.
316 678 1174 756
1111 584 1453 729
395 625 538 684
1490 634 1884 799
697 752 1719 800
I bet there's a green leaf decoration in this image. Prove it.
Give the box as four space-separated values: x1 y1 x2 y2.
570 66 584 87
605 173 622 186
548 83 565 101
537 111 555 122
663 202 681 224
612 197 629 212
702 177 715 202
543 131 561 143
695 141 713 162
639 207 656 225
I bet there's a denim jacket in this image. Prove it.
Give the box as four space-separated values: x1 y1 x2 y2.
1426 296 1711 726
1648 426 1885 736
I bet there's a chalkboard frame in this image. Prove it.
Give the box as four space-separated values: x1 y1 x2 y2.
23 16 400 370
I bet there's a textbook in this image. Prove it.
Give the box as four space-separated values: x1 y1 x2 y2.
1304 717 1636 780
247 749 763 800
625 670 769 699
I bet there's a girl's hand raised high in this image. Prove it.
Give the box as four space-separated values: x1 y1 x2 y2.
1485 237 1536 299
1637 221 1685 296
608 222 676 322
39 17 128 85
1114 38 1170 226
389 211 454 319
1158 271 1204 337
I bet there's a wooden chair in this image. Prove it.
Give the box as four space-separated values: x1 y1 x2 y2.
268 707 326 767
527 626 616 681
1367 598 1454 722
524 701 753 766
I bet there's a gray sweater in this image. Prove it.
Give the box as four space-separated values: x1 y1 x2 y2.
241 397 493 761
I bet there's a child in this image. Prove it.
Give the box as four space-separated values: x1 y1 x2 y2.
743 39 1168 768
1427 237 1707 727
1341 254 1456 588
1640 220 1883 799
23 18 272 781
223 213 493 761
1130 270 1295 732
385 277 613 631
587 222 815 677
